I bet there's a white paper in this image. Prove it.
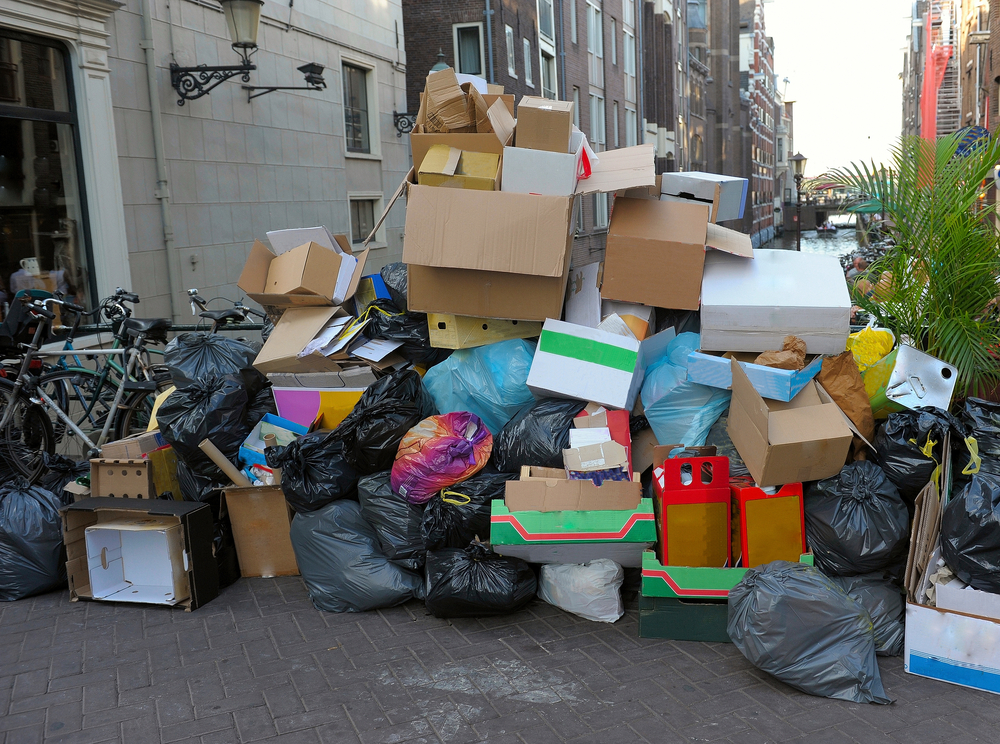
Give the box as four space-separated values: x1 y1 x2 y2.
455 74 488 94
332 253 358 305
352 338 404 363
266 226 342 255
569 428 612 449
597 313 636 340
299 316 351 358
316 318 368 358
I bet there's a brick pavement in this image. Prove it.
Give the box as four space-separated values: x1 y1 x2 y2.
1 577 995 744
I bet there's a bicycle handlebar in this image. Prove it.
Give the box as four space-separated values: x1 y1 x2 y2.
28 305 56 320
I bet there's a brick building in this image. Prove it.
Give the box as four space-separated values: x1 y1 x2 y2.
740 0 775 247
641 2 676 174
706 0 743 184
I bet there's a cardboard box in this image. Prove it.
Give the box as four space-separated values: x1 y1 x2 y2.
417 145 500 190
427 314 541 349
269 368 377 430
264 241 348 298
700 249 851 354
253 306 350 374
86 516 190 605
238 234 368 308
730 481 806 568
936 579 1000 622
641 548 814 599
504 465 642 512
90 459 158 499
526 319 674 411
62 497 218 611
638 595 731 642
602 197 754 311
410 131 508 180
223 486 299 578
563 440 631 482
101 430 167 460
654 456 731 568
574 407 632 473
727 361 853 487
501 128 589 196
660 171 748 223
515 96 574 153
239 413 309 468
686 350 823 402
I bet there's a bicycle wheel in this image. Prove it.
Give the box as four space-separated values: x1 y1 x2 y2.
37 369 122 458
0 377 55 483
114 390 156 442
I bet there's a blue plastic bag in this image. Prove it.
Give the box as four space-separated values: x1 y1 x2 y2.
641 333 730 447
423 339 536 435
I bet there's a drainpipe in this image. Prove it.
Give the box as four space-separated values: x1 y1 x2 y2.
485 0 496 85
557 0 567 100
635 0 643 144
139 0 182 319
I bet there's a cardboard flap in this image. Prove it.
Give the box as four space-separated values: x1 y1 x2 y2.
487 98 516 147
768 403 852 446
423 68 471 132
607 197 709 243
730 360 771 436
575 144 657 195
461 83 491 133
254 306 346 370
237 240 275 295
365 171 411 246
705 223 753 258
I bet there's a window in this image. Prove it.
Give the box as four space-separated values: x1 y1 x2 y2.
623 30 636 102
572 87 581 128
625 107 637 146
570 0 577 44
350 199 376 244
593 193 609 229
777 137 784 163
541 51 557 99
589 93 605 150
0 32 94 312
453 23 484 76
343 64 370 153
623 0 635 27
523 38 533 87
611 19 617 65
613 101 619 147
539 0 555 40
587 3 604 87
506 26 516 77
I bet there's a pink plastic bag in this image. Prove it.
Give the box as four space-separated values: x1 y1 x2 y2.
391 412 493 504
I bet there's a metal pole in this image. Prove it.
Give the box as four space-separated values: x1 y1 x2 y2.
484 0 495 85
795 174 802 252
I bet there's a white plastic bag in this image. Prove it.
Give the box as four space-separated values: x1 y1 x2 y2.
538 559 624 623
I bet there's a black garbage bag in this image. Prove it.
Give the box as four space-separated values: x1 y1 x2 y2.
333 369 436 474
38 453 89 505
266 431 358 513
874 407 966 504
0 479 66 601
365 299 451 367
492 398 587 473
357 471 425 570
164 332 259 388
804 461 909 576
829 574 905 657
289 499 423 612
380 262 408 311
728 561 891 704
958 398 1000 480
247 385 278 428
421 470 516 550
176 460 223 502
941 474 1000 593
424 542 537 618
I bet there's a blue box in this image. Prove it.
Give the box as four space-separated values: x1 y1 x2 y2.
239 413 309 468
686 350 823 402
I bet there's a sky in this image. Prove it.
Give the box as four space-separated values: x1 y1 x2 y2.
764 0 914 177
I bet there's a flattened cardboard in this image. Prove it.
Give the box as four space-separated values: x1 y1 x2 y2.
252 306 349 374
427 314 541 349
423 67 472 132
516 96 574 153
101 430 167 460
505 465 641 512
224 486 299 578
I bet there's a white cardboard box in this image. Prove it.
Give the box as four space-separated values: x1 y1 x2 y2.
937 579 1000 622
701 249 851 354
905 601 1000 695
526 318 674 410
661 171 748 222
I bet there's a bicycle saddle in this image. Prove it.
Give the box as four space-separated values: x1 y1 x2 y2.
199 308 244 323
122 317 172 336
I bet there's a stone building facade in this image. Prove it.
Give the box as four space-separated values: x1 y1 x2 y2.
739 0 775 247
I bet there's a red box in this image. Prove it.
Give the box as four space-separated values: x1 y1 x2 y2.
653 456 730 568
730 481 806 568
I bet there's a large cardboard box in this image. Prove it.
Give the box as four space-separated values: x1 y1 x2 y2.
62 498 218 611
701 249 851 354
660 171 748 223
224 486 299 578
238 234 368 308
602 197 753 311
504 465 641 512
686 350 823 402
264 241 348 298
515 96 574 153
727 361 853 487
641 548 814 600
427 314 541 349
253 306 350 374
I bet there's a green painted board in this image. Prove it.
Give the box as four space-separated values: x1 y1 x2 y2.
638 595 731 642
641 550 815 599
490 499 656 545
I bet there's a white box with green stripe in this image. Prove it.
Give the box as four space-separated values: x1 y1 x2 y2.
526 319 675 410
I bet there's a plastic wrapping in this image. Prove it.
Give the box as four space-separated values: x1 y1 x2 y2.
423 339 536 435
492 398 587 473
0 479 66 601
538 559 624 623
365 299 451 367
392 412 493 504
38 453 89 504
380 262 408 311
874 407 965 504
266 431 358 513
641 333 731 447
289 499 423 612
333 369 437 474
421 470 516 550
829 574 905 657
804 461 909 576
424 542 536 618
941 474 1000 593
728 561 891 704
958 398 1000 479
357 472 426 570
164 332 259 388
846 323 895 372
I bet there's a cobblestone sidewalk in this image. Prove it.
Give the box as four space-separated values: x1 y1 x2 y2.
0 577 995 744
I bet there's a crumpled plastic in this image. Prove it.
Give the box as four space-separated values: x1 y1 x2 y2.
538 559 624 623
364 299 451 367
380 262 408 311
289 499 423 612
357 471 426 571
266 431 358 513
423 339 536 435
804 461 909 576
164 332 259 389
873 407 967 505
829 574 905 657
421 470 516 550
492 398 587 473
392 412 493 504
754 335 807 370
958 397 1000 480
0 479 66 601
846 322 895 373
424 542 536 618
940 474 1000 594
728 561 892 704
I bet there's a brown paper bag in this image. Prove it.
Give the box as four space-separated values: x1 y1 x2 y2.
754 335 807 370
817 350 875 443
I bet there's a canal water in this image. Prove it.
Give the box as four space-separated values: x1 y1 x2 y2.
763 215 862 261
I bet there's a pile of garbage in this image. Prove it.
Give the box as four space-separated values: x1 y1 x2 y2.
5 67 1000 704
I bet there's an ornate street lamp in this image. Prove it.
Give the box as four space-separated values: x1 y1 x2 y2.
790 152 807 252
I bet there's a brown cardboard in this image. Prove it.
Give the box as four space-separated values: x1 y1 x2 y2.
423 68 472 132
264 241 345 297
727 361 853 487
516 96 574 153
237 236 368 308
90 459 157 499
64 481 91 502
101 430 167 460
253 306 349 374
410 132 505 184
563 441 630 474
223 487 299 578
631 428 660 473
486 98 516 149
505 466 642 512
417 145 499 190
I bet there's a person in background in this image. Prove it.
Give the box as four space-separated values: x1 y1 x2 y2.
845 256 869 281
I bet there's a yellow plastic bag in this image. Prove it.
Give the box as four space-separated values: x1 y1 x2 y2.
846 321 895 373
